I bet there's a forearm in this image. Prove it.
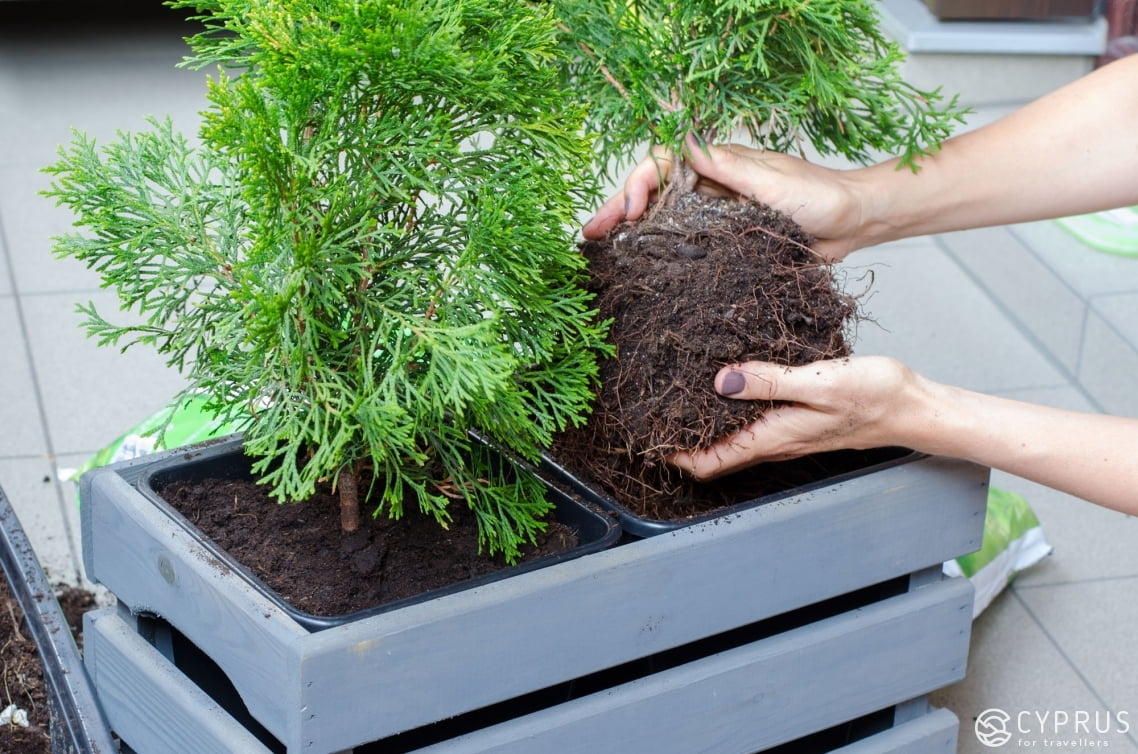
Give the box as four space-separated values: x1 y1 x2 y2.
849 54 1138 249
899 376 1138 515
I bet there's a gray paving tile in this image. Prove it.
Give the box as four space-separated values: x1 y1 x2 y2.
0 217 11 297
0 165 104 295
0 457 81 585
1078 308 1138 418
0 297 49 457
898 51 1094 108
20 290 187 456
0 47 17 108
942 226 1086 374
56 451 98 587
1092 292 1138 354
931 588 1138 753
1016 580 1138 748
1 64 208 170
1015 220 1138 299
846 241 1067 392
0 14 208 170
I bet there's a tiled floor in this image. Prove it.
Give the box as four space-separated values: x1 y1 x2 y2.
1 3 1136 752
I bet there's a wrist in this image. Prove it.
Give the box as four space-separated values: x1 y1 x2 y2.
842 151 950 254
884 369 970 457
908 381 993 468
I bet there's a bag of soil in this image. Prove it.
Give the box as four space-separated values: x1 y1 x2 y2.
944 487 1052 618
74 394 244 476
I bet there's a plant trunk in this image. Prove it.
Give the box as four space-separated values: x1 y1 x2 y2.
651 154 700 216
337 466 362 533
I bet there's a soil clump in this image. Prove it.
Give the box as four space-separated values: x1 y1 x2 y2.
554 191 859 519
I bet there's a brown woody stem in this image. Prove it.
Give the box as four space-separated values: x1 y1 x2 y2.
338 466 362 533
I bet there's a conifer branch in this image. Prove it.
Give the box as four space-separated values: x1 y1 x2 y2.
44 0 610 563
552 0 968 187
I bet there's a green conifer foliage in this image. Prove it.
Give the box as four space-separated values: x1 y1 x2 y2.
553 0 966 191
44 0 610 562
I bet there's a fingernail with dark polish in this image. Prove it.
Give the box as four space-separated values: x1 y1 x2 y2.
720 371 746 396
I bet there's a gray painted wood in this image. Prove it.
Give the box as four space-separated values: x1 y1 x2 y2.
408 577 972 753
833 706 959 753
82 449 987 752
893 695 931 726
82 470 307 742
84 580 969 754
84 607 274 754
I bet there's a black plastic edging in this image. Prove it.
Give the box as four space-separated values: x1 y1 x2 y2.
0 485 117 754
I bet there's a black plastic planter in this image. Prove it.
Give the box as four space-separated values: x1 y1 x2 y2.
542 446 920 538
129 434 621 630
0 485 116 754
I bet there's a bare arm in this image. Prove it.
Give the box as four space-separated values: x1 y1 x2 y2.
587 57 1138 511
854 53 1138 249
671 358 1138 516
585 55 1138 259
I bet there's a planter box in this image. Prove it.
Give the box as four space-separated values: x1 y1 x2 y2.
0 485 117 754
924 0 1097 20
541 446 918 537
86 575 969 753
80 439 988 753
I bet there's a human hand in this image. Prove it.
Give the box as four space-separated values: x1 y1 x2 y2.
670 356 924 480
582 139 870 262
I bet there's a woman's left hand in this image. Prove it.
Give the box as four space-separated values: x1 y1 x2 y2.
670 356 922 480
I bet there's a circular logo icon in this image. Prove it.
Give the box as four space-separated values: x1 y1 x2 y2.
975 708 1012 748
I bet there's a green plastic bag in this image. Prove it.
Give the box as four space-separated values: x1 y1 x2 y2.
75 393 245 478
944 487 1052 618
1055 206 1138 258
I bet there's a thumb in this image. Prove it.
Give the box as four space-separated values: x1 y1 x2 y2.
716 361 838 403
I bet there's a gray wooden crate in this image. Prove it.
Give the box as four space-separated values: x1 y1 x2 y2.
81 446 987 753
85 575 971 754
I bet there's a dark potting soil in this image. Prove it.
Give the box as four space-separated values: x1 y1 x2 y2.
159 476 580 618
554 191 861 520
0 580 96 754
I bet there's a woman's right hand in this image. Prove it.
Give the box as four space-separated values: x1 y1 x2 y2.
582 139 872 262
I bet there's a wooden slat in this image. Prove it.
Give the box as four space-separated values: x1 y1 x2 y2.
82 469 307 742
833 707 959 754
84 608 275 754
407 577 972 754
925 0 1095 19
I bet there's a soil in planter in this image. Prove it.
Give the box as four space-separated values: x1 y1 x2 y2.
554 191 860 520
159 476 580 617
0 580 97 754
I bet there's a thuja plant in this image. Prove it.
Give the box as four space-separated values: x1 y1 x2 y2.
545 1 969 516
43 0 609 562
553 0 966 198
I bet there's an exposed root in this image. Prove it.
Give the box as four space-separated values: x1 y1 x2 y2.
553 191 861 517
